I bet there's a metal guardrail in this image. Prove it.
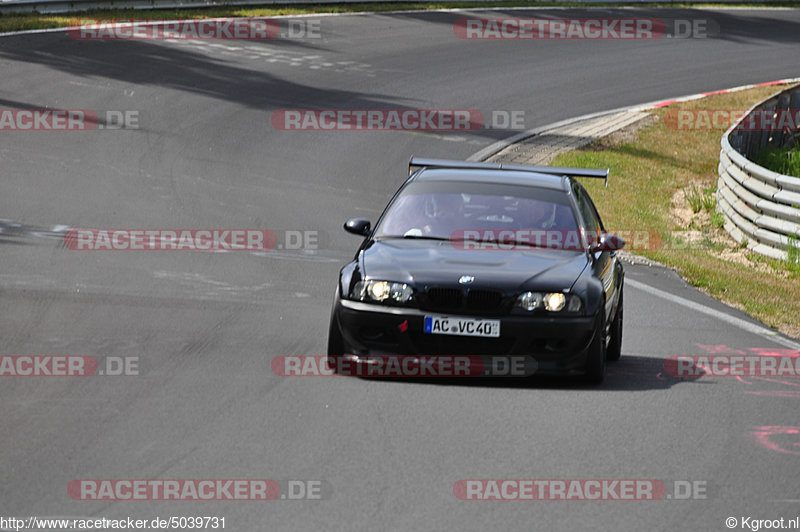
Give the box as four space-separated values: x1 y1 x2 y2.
718 84 800 260
0 0 784 16
0 0 405 15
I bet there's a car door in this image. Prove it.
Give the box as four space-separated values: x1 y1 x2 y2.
572 181 618 325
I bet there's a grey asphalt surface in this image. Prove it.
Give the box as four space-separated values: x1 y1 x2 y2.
1 7 800 531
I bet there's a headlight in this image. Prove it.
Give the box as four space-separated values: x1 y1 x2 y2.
517 291 542 311
543 292 565 311
516 291 583 313
352 280 414 304
565 294 583 312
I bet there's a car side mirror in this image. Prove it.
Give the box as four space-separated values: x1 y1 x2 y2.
344 218 371 236
591 232 625 253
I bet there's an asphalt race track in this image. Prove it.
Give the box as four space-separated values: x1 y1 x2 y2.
1 8 800 531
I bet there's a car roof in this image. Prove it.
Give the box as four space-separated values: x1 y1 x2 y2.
412 167 570 191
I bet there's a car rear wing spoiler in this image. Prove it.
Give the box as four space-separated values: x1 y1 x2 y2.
408 156 609 187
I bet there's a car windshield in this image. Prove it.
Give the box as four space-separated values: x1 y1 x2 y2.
375 181 582 249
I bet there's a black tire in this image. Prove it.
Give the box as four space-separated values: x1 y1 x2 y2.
584 312 606 384
606 289 623 362
327 315 344 374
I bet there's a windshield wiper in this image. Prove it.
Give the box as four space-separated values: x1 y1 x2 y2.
458 237 573 250
377 234 450 241
466 239 545 248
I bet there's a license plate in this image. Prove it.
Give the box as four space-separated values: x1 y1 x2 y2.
423 315 500 338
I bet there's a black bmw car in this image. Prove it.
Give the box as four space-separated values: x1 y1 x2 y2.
327 157 624 384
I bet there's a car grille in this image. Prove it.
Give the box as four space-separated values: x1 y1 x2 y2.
421 287 507 315
466 289 503 310
426 287 462 308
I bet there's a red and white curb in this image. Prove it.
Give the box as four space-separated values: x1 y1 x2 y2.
468 77 800 162
646 78 800 108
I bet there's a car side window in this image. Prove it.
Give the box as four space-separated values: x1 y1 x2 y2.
572 182 603 245
582 188 605 232
571 183 589 230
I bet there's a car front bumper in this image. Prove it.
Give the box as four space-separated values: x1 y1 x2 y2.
332 298 599 376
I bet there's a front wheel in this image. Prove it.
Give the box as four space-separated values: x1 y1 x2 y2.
606 289 623 362
584 313 606 384
326 313 345 375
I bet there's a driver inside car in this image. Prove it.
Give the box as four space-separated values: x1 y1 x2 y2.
419 193 464 236
525 199 558 230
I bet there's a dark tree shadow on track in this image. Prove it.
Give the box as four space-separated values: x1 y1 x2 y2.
387 8 800 45
0 34 415 110
0 32 479 135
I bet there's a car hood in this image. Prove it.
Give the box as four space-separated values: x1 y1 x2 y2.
360 239 589 291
